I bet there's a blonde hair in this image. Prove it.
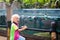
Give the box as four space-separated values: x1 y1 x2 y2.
11 14 20 23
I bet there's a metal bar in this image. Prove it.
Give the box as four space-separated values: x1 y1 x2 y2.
0 25 7 26
26 28 52 32
0 25 7 28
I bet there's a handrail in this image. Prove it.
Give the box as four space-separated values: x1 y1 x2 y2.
26 28 52 32
0 25 52 32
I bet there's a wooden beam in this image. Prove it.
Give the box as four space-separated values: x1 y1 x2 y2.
51 32 56 40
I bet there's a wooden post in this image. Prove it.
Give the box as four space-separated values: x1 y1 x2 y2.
6 6 12 40
51 32 56 40
51 21 57 40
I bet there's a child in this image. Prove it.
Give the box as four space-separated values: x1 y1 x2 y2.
10 14 27 40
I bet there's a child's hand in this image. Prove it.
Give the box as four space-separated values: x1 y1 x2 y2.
21 25 27 30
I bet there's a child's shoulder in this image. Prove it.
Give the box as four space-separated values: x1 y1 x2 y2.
11 23 17 27
11 23 14 25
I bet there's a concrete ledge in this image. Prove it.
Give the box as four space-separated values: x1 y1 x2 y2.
21 34 50 40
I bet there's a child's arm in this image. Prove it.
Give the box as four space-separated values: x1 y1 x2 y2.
18 25 27 32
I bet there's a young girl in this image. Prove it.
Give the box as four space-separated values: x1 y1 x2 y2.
10 14 27 40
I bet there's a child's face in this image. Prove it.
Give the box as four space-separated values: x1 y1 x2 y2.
13 16 19 24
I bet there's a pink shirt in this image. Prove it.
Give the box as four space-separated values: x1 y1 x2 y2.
13 22 20 40
14 30 20 40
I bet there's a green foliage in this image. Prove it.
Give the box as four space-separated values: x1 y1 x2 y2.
0 0 4 2
5 0 10 4
17 0 60 8
4 0 14 5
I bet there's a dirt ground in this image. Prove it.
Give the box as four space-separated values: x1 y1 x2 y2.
0 36 7 40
